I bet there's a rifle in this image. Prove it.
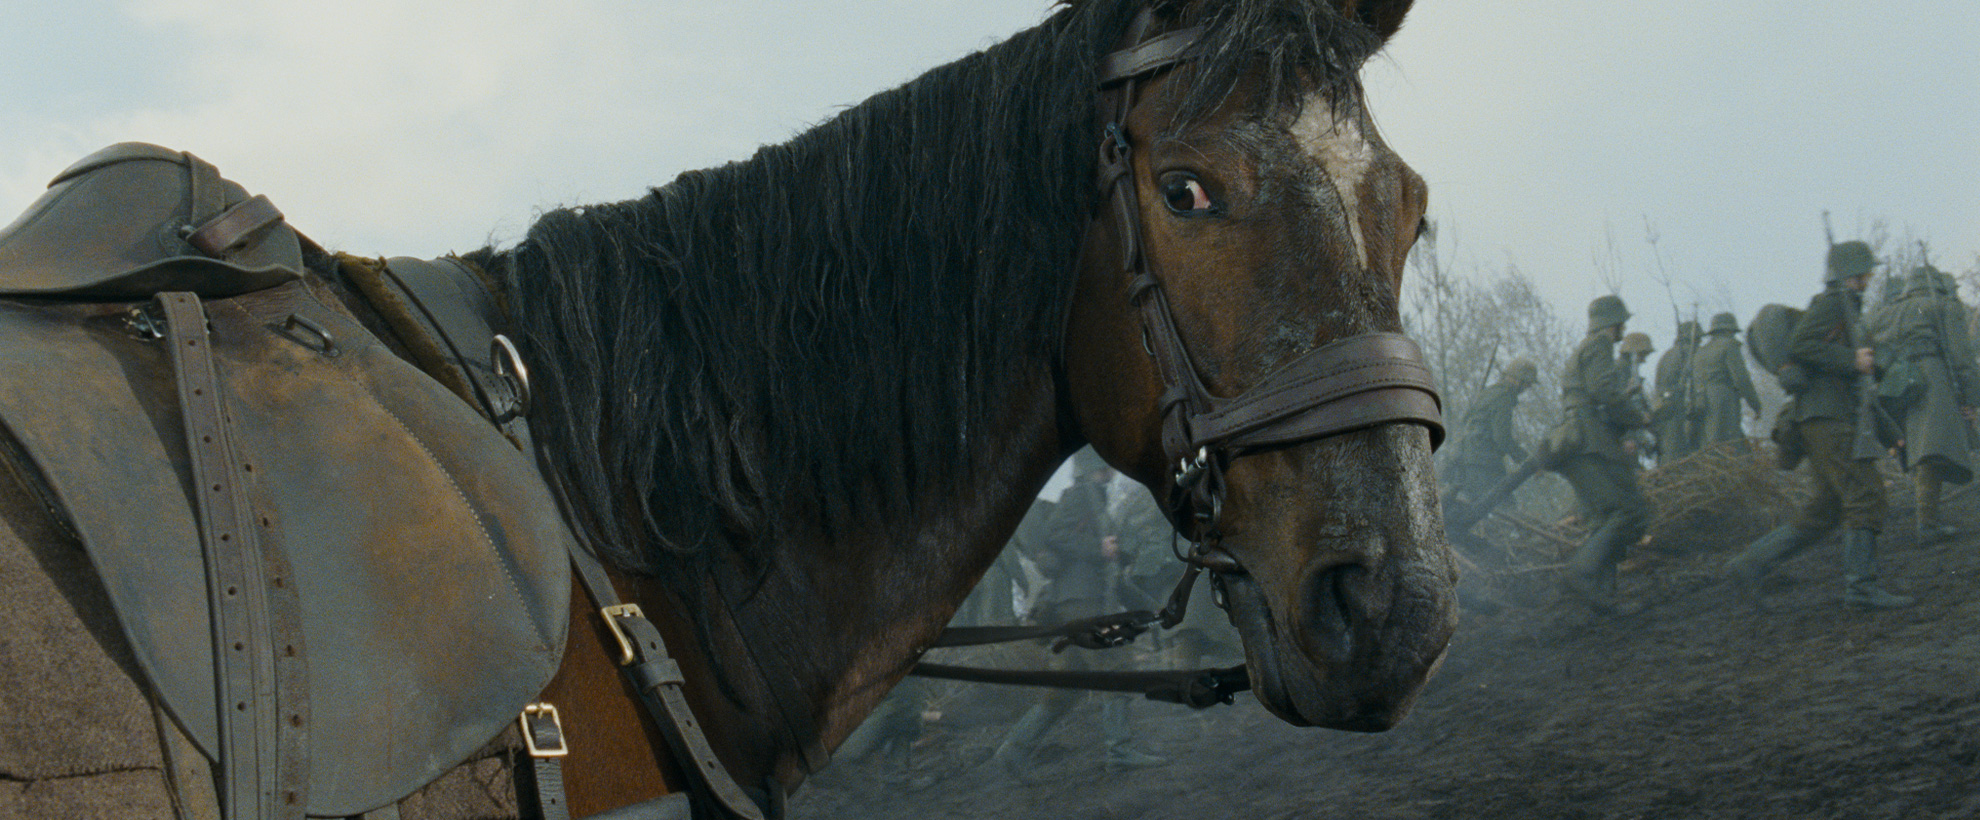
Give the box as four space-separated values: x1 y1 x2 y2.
1444 456 1543 536
1843 286 1903 461
1679 304 1701 450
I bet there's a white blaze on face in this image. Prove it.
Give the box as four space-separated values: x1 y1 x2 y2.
1290 91 1376 268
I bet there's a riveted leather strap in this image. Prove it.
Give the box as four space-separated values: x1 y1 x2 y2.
158 292 308 820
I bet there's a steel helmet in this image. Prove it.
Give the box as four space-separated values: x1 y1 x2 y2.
1503 357 1539 385
1708 312 1739 335
1906 265 1938 296
1588 295 1631 332
1825 241 1876 284
1620 332 1654 355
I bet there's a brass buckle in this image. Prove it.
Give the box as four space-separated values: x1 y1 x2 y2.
519 702 568 758
601 603 645 666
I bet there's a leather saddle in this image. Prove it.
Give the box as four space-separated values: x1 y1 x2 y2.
0 143 573 816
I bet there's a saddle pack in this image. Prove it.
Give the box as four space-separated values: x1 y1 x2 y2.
0 143 574 816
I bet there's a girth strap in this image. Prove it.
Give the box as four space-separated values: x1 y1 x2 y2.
157 292 309 820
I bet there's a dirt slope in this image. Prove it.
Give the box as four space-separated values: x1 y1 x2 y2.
793 476 1980 819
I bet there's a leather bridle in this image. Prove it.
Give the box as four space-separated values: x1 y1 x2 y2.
1091 11 1444 558
916 8 1447 704
510 11 1450 818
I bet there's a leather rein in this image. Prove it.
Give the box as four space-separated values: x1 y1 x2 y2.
912 10 1444 703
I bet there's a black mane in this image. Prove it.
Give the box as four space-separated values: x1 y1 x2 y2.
473 0 1386 576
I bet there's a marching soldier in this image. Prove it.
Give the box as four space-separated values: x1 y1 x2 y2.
1445 358 1539 508
1550 295 1652 613
1653 321 1703 465
1866 272 1908 342
1690 312 1764 447
993 448 1167 779
1726 241 1912 609
1883 265 1980 540
1620 332 1658 462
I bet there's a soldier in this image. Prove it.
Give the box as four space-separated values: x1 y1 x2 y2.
1549 295 1652 613
1883 265 1980 540
1725 241 1912 609
1653 321 1703 465
992 448 1166 779
1866 272 1908 342
1445 358 1539 508
1110 479 1241 669
834 679 937 790
1620 332 1658 462
1690 312 1764 447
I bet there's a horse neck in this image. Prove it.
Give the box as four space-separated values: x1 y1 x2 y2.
623 368 1069 789
493 11 1115 788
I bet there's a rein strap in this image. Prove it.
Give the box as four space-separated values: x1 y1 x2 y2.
911 663 1249 709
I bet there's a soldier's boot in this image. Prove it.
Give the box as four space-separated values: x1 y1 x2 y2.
1841 528 1915 610
992 704 1055 784
1916 470 1959 542
1725 524 1823 600
1100 697 1168 771
1563 519 1629 614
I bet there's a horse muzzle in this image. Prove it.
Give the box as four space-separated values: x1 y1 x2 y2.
1219 545 1455 730
1206 422 1459 731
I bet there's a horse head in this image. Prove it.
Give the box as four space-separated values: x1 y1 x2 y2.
1063 0 1457 731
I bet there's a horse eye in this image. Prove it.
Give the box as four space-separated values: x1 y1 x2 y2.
1160 174 1215 215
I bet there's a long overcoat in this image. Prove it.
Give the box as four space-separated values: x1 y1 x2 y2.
1652 334 1699 462
1690 331 1763 445
1884 290 1980 482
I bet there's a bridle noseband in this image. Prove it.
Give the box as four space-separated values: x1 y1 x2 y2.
1093 12 1444 556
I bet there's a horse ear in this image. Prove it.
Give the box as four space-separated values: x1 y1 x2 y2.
1340 0 1413 42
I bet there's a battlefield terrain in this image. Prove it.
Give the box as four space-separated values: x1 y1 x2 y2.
793 446 1980 819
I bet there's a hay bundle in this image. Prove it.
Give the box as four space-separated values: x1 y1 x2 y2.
1640 439 1808 553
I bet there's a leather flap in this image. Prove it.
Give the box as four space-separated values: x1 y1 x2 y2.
0 142 301 299
0 283 573 815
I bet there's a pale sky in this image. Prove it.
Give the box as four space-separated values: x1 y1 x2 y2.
5 0 1976 351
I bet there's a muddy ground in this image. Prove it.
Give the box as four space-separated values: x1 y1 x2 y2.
791 457 1980 819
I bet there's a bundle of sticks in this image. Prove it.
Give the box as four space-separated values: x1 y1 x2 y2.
1638 439 1808 553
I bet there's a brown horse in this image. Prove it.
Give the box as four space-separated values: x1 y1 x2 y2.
0 0 1452 817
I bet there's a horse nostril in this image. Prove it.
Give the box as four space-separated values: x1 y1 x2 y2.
1300 562 1366 663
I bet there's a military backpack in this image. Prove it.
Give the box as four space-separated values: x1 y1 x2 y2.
1746 304 1807 393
